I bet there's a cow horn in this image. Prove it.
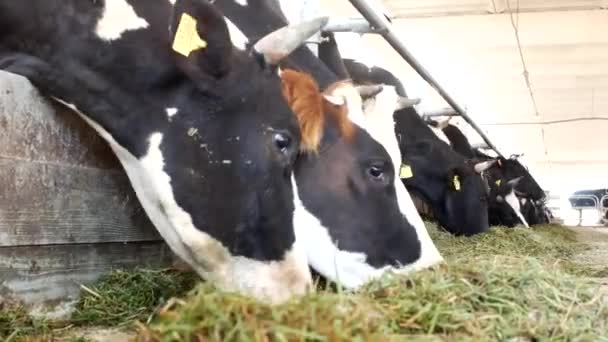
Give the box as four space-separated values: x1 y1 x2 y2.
396 97 421 110
253 17 329 65
355 84 383 98
507 176 523 188
474 160 496 173
435 117 451 130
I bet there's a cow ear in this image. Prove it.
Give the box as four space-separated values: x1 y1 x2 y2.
170 0 233 79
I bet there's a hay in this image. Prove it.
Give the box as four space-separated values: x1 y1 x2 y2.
136 224 608 341
4 224 608 341
71 268 198 327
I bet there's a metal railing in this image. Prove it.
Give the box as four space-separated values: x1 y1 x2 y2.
568 195 605 226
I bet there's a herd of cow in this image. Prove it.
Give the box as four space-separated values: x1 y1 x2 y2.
0 0 553 304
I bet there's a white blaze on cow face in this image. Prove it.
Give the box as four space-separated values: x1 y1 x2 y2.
224 17 249 50
95 0 150 41
53 99 312 304
234 0 248 6
359 85 443 273
292 179 391 288
323 82 366 128
504 189 530 228
168 0 176 5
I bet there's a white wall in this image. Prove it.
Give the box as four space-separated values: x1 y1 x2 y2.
320 1 608 197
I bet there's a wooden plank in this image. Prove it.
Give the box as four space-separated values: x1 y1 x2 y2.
0 242 178 305
0 71 161 246
0 158 161 246
0 71 118 169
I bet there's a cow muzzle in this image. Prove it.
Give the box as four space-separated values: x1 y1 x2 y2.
210 244 313 304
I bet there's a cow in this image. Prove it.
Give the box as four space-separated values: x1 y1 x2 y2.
215 1 444 287
280 70 442 287
472 149 550 227
0 0 332 303
331 58 493 236
424 118 532 227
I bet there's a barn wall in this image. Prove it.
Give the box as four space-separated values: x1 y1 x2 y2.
320 1 608 196
0 71 175 307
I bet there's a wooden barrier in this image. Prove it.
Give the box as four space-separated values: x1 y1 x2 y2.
0 71 175 307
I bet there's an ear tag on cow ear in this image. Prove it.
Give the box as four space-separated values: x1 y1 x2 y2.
453 175 461 191
495 179 502 186
172 13 208 57
400 164 413 179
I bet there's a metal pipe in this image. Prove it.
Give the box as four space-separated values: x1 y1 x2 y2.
471 143 491 150
323 18 377 33
421 107 459 117
347 0 504 157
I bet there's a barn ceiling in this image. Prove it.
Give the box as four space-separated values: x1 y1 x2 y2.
381 0 608 18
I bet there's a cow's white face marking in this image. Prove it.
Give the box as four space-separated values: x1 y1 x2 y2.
224 17 249 50
165 107 178 118
505 190 530 228
324 82 366 128
234 0 248 6
292 179 392 288
168 0 176 5
293 85 442 289
53 98 312 303
96 0 150 41
360 85 443 272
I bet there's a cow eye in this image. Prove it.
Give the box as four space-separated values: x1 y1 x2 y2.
368 165 384 179
273 132 292 153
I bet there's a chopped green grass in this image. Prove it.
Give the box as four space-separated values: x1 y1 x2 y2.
135 224 608 341
138 256 607 341
4 223 608 341
71 268 198 327
0 268 197 341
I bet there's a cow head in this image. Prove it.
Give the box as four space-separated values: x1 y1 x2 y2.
0 0 337 303
395 137 494 236
489 155 545 201
149 0 330 303
489 177 530 227
282 72 442 288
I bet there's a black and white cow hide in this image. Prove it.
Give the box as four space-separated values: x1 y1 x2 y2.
0 0 332 303
216 0 444 288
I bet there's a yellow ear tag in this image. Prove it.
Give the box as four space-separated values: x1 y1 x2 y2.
453 175 461 191
172 13 208 57
400 164 413 179
495 179 502 186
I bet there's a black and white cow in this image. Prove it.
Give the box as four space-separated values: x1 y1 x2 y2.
473 149 550 226
424 119 530 227
0 0 331 303
331 58 493 236
216 0 444 287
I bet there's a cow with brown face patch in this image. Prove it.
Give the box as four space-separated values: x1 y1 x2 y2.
0 0 330 303
331 59 493 236
280 70 442 288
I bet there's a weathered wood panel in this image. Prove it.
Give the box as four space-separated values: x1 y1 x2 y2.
0 242 176 305
0 71 175 306
0 71 118 169
0 158 160 246
0 70 161 246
